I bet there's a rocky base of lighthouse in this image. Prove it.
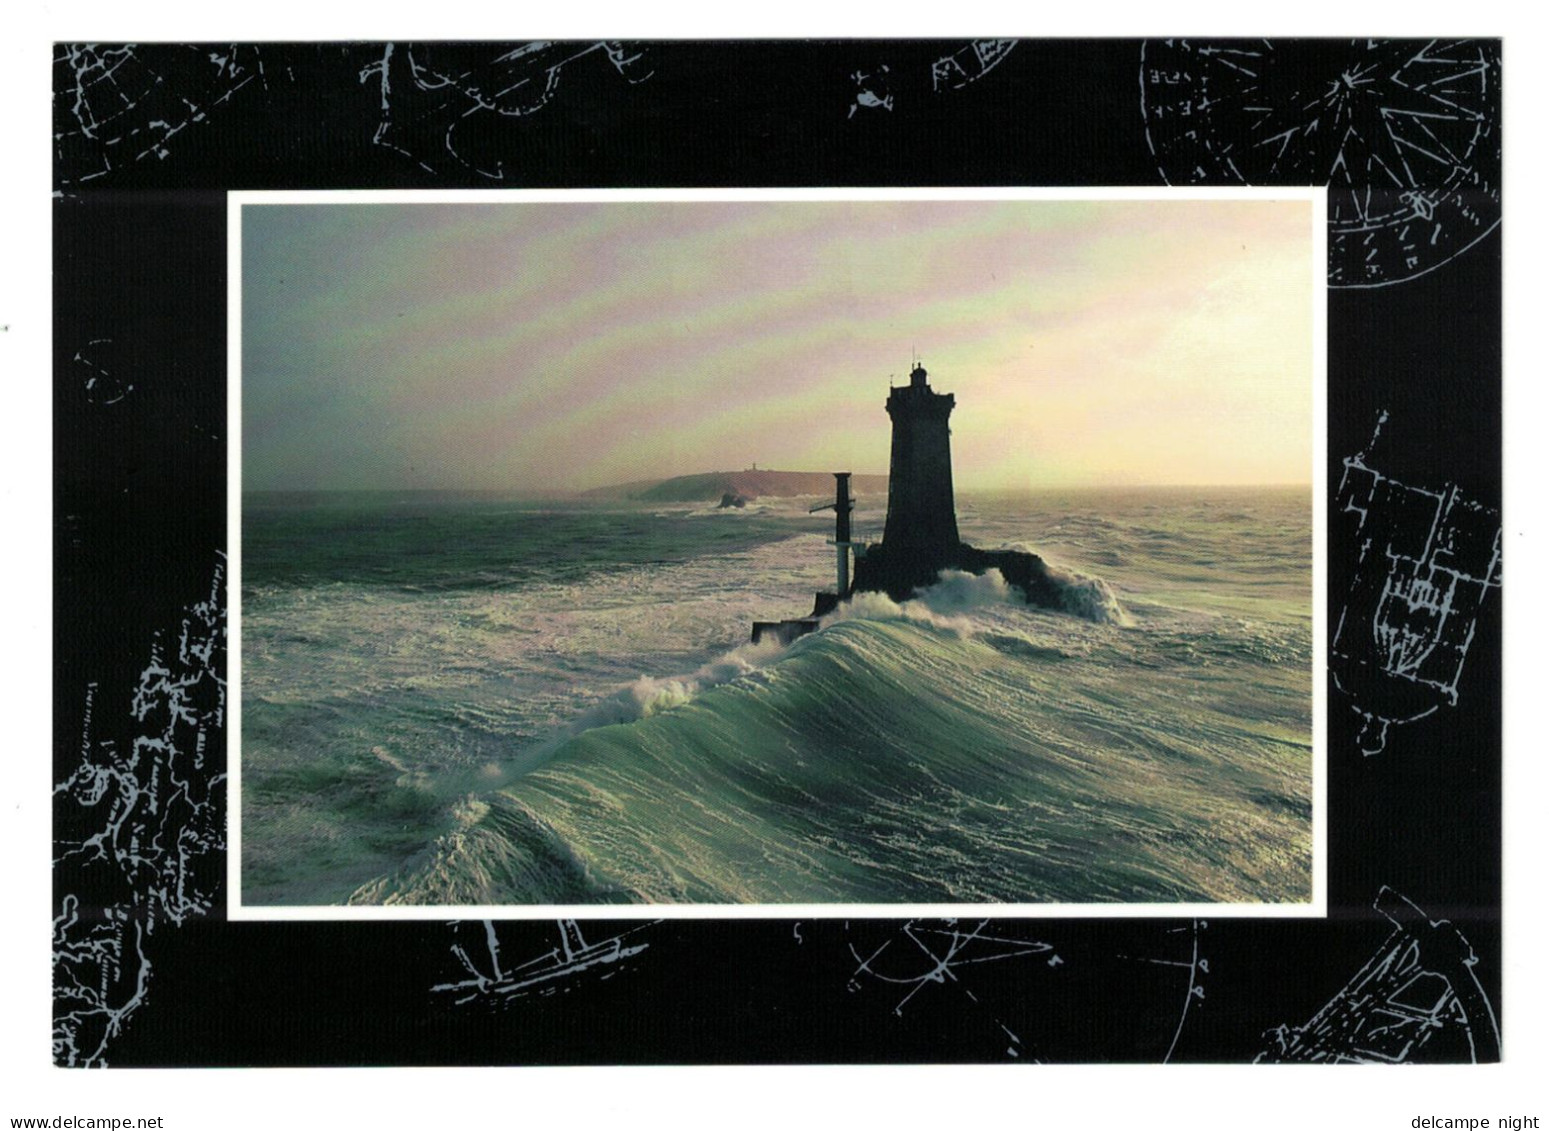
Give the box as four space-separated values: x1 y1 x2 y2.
850 541 1063 609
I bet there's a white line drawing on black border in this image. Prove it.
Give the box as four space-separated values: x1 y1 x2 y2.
53 558 228 1066
358 43 655 181
932 41 1018 92
432 918 659 1006
839 918 1208 1061
73 338 133 406
1332 412 1500 754
1257 886 1499 1063
844 918 1058 1059
54 46 269 191
1139 39 1500 288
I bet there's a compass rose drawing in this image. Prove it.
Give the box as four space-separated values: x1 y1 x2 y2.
1140 39 1500 288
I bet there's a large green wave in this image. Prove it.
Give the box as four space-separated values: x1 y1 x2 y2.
358 612 1312 907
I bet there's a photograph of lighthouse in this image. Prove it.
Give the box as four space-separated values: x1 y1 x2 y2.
234 191 1321 911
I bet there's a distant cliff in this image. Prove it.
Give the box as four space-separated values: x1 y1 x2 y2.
581 470 888 503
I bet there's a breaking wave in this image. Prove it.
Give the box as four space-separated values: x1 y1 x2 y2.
352 593 1310 908
243 488 1312 910
1047 566 1131 626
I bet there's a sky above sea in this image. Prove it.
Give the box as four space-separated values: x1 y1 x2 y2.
241 196 1315 493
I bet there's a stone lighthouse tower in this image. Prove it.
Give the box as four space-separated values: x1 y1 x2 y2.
847 358 1061 608
881 363 961 572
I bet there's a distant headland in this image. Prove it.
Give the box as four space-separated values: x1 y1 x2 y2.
579 469 889 504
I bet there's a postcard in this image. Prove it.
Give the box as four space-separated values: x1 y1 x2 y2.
52 38 1501 1067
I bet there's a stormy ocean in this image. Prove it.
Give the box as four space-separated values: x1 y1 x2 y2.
239 487 1313 907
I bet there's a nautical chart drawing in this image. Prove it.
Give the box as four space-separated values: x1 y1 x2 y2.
73 338 133 407
1332 413 1500 755
1257 887 1499 1063
1140 38 1501 287
931 41 1018 93
846 919 1060 1015
358 42 655 180
1113 920 1210 1064
53 45 270 191
847 66 894 119
844 918 1057 1060
847 40 1016 120
53 558 228 1066
432 919 658 1007
839 918 1206 1062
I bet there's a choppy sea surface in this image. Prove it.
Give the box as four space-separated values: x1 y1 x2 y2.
239 487 1313 906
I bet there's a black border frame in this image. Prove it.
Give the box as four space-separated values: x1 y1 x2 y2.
52 38 1501 1066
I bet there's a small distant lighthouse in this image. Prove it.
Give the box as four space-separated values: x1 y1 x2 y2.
881 363 961 571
